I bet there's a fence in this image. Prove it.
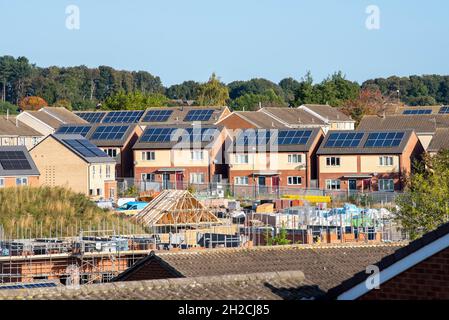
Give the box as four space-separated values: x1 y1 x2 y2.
116 178 401 206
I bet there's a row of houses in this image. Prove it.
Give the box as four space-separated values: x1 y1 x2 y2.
2 103 449 199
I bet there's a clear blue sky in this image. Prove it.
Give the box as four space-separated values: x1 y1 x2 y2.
1 0 448 86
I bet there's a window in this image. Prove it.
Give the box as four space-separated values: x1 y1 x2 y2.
89 189 94 196
16 177 28 186
379 156 394 166
234 176 249 185
32 137 39 146
104 148 117 158
190 173 205 184
190 150 204 161
326 179 341 190
0 178 4 188
142 151 155 161
141 173 155 182
326 157 341 166
106 165 111 178
18 137 26 146
235 154 249 164
97 188 102 196
287 176 302 185
92 166 96 177
379 179 394 191
288 154 302 164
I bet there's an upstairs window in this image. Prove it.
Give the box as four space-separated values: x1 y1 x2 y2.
326 157 341 166
288 154 302 164
142 151 155 161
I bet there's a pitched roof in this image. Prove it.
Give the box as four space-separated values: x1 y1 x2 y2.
427 128 449 152
0 271 316 300
49 134 116 164
0 116 42 137
86 124 139 147
259 107 326 127
231 111 289 129
301 104 354 122
141 106 230 125
357 115 449 134
24 110 63 129
0 146 40 177
114 243 403 296
41 107 87 125
387 105 446 115
327 221 449 300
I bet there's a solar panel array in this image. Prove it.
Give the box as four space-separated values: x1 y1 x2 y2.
235 130 271 146
324 132 364 148
0 283 57 290
90 125 128 140
102 111 144 123
76 112 106 123
142 110 173 122
403 109 432 115
439 106 449 114
140 127 217 143
184 109 214 121
364 132 405 148
0 151 32 170
62 139 109 158
55 125 92 137
235 130 312 146
277 130 312 145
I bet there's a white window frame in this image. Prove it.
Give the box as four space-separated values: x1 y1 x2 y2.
142 151 155 161
190 150 204 161
0 178 4 188
234 176 249 185
326 157 341 167
106 165 111 178
104 148 117 158
326 179 341 190
379 179 394 191
16 177 28 186
287 176 302 185
141 173 155 182
235 154 249 164
288 154 302 164
379 156 394 166
190 172 205 184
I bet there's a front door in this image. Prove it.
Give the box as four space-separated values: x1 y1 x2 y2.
175 172 184 190
258 176 266 194
162 173 170 189
348 179 357 191
272 176 280 194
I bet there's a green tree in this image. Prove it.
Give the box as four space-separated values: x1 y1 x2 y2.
103 90 168 110
230 89 286 111
196 73 229 106
166 81 200 100
395 150 449 239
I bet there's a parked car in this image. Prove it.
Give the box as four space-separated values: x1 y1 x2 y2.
115 201 148 216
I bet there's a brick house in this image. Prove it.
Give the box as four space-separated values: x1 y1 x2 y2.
0 146 40 188
227 128 324 191
316 130 424 192
328 221 449 300
30 134 117 200
133 125 229 189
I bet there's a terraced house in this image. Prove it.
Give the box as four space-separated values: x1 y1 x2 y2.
316 130 424 192
133 125 229 190
0 146 40 188
228 128 324 192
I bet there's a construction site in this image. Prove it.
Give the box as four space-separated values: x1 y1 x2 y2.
0 189 405 286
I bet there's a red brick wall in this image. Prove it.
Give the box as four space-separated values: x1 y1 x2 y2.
359 246 449 300
229 169 307 189
135 166 210 184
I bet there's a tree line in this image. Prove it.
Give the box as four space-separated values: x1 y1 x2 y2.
1 55 449 115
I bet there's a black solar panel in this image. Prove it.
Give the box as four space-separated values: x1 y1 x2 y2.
142 110 173 122
140 127 217 143
55 125 92 137
364 132 405 147
0 151 32 170
76 112 106 123
63 139 109 158
439 106 449 114
235 130 271 146
0 282 57 290
324 132 364 148
102 111 144 123
403 109 432 115
184 109 214 121
277 130 312 145
90 125 128 140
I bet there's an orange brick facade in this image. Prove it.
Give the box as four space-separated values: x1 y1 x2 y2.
1 176 39 188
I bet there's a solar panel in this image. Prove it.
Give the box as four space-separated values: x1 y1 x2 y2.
277 130 312 145
184 109 214 121
55 125 92 137
102 111 144 123
142 110 173 122
364 132 405 148
140 127 217 143
403 109 432 115
0 282 57 290
439 106 449 114
62 139 109 158
75 112 106 123
324 132 364 148
235 130 271 146
0 151 32 170
90 125 128 140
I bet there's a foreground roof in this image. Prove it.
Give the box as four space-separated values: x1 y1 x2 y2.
0 146 40 177
40 107 87 125
317 130 416 155
357 115 449 134
114 243 403 296
0 271 313 300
